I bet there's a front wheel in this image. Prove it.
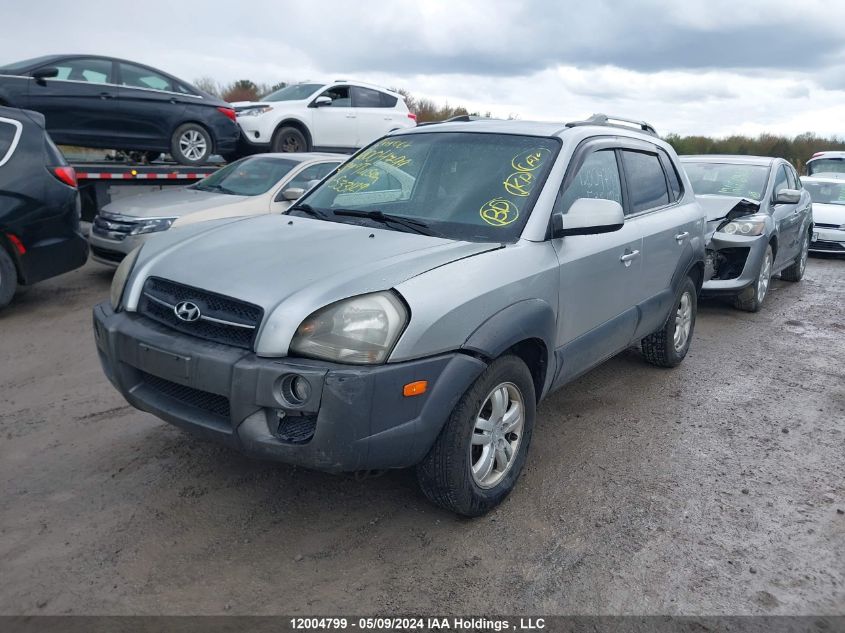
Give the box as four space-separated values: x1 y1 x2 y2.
781 230 809 282
416 355 536 517
170 123 212 165
641 276 697 367
734 244 773 312
271 126 308 153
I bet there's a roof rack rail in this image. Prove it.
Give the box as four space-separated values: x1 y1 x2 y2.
565 113 657 136
417 114 496 127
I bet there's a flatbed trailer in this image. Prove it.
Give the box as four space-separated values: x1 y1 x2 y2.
73 162 220 221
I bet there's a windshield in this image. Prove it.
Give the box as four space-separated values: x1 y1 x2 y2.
297 132 560 242
261 83 323 102
804 180 845 206
0 55 55 72
683 162 769 200
193 156 298 196
807 158 845 176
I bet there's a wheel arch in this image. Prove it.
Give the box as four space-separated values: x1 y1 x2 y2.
272 118 313 150
172 120 216 154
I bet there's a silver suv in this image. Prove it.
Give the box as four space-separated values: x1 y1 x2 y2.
94 115 706 516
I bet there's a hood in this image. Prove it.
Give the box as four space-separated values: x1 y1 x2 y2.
697 195 762 222
812 202 845 226
127 215 500 356
101 187 250 219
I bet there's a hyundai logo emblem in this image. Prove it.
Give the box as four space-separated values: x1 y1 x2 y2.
174 301 201 322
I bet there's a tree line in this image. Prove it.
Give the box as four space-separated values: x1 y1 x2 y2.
197 77 843 169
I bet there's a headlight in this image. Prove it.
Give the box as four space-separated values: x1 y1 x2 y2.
129 218 175 235
110 246 142 310
239 106 273 117
289 291 409 364
718 215 768 236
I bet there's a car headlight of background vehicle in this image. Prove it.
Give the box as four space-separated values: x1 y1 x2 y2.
718 215 768 236
110 246 142 310
128 217 176 236
239 106 273 117
289 291 409 364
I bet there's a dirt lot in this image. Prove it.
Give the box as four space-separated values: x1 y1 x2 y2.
1 257 843 616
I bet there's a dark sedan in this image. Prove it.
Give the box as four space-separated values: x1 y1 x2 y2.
0 55 239 165
0 106 89 309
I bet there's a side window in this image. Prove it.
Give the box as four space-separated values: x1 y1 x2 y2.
46 58 112 84
772 166 789 198
284 162 339 191
119 62 173 92
785 165 799 190
621 150 670 214
555 149 622 214
351 86 384 108
0 119 21 167
658 150 683 201
318 85 351 107
381 92 398 108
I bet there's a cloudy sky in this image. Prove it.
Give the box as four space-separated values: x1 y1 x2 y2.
4 0 844 137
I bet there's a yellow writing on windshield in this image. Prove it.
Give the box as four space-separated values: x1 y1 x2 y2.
512 147 552 173
503 171 534 197
480 197 519 226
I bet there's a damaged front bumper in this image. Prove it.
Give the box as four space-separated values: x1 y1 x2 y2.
92 302 486 472
809 226 845 254
701 232 769 296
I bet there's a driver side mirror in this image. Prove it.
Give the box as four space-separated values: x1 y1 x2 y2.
32 67 58 85
774 188 801 205
551 198 625 238
281 187 305 201
312 96 332 108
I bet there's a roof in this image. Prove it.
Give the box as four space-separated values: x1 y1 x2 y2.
680 155 776 166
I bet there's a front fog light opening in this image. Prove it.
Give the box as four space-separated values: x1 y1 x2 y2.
278 374 312 407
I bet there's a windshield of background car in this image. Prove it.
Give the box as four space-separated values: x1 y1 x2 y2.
300 132 560 242
193 157 298 196
683 162 769 200
261 83 323 102
0 56 54 72
807 158 845 176
804 180 845 205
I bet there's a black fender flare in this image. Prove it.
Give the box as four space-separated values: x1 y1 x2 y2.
462 299 557 397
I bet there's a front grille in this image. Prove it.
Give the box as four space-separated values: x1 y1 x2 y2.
141 371 231 419
90 245 126 263
92 214 138 241
138 277 263 349
811 240 845 252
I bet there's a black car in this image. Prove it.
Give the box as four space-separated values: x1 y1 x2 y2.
0 106 89 309
0 55 239 165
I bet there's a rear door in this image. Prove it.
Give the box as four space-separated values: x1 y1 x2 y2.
309 85 358 149
351 86 396 146
552 145 644 384
26 57 121 145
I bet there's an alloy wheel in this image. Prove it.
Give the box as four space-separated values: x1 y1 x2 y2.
470 382 525 489
673 291 693 352
757 250 772 301
179 129 207 161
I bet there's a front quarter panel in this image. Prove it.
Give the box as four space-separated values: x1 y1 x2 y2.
391 240 560 362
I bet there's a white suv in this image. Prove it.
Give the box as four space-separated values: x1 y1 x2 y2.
233 81 416 154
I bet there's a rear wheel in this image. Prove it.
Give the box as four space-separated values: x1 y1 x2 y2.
416 355 536 517
734 244 773 312
170 123 212 165
641 276 697 367
0 246 18 310
271 126 308 153
781 230 809 282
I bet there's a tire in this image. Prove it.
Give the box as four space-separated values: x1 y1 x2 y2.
170 123 212 165
416 355 536 517
781 230 809 282
0 246 18 310
271 126 308 153
734 244 773 312
641 276 697 368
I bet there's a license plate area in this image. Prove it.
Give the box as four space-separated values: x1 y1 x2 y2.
137 343 192 381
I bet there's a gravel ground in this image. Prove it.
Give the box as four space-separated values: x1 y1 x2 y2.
1 257 843 616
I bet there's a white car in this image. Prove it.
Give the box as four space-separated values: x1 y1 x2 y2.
88 153 344 265
806 151 845 177
803 175 845 255
233 81 416 154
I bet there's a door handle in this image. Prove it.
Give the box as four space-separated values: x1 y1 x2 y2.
620 250 640 266
345 114 356 119
99 92 114 100
674 231 689 242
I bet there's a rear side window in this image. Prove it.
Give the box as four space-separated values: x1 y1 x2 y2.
621 150 670 213
47 58 112 84
0 119 22 167
381 92 398 108
119 62 174 92
555 150 622 214
658 150 682 201
352 86 384 108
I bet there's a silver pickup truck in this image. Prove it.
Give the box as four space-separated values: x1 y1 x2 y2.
94 114 706 516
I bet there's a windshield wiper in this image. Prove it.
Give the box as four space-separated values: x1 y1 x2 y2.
332 209 437 237
199 183 238 195
288 203 330 220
